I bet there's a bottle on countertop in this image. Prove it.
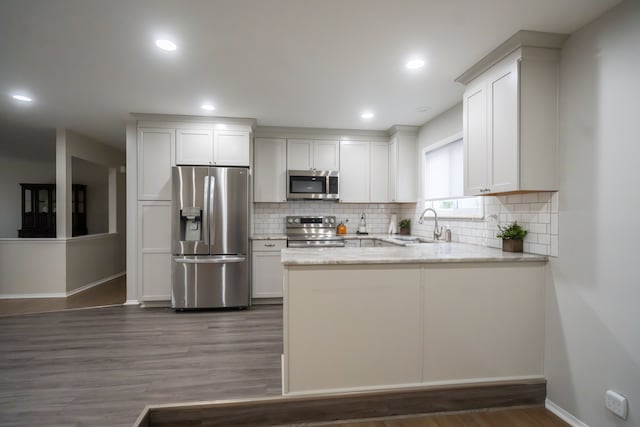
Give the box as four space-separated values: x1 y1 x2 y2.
444 226 452 242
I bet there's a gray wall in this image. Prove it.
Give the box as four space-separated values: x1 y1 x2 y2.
0 154 55 238
72 157 109 234
546 0 640 425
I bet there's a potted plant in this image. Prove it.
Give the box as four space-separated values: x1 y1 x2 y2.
399 219 411 235
496 221 528 252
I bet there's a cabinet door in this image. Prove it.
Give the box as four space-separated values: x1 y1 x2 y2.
370 142 389 202
213 130 250 166
139 201 172 301
138 128 175 200
176 129 213 165
287 140 313 170
488 60 519 193
339 141 370 202
463 83 489 196
313 140 340 170
388 138 398 202
252 251 284 298
254 138 287 202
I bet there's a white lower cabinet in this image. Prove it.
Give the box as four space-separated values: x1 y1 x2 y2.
252 239 286 298
138 201 172 301
283 261 546 394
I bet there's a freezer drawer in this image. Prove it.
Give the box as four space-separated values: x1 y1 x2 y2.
172 255 249 309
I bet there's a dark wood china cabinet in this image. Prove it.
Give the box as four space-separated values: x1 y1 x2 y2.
18 183 87 238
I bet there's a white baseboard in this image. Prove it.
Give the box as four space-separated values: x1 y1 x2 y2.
66 272 126 296
546 399 589 427
140 300 171 308
124 300 140 306
0 271 126 299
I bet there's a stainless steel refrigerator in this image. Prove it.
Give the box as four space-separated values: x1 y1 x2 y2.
171 166 249 309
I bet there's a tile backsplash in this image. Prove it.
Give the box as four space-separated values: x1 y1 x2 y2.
401 192 559 256
253 191 559 256
253 202 403 235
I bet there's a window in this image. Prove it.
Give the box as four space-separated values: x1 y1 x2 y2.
422 133 483 219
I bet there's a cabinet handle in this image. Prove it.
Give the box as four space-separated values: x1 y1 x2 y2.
264 243 276 247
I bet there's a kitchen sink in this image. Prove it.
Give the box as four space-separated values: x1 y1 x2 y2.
390 236 436 244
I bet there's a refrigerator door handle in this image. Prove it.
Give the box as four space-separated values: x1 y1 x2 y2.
209 174 216 247
203 175 210 247
174 255 246 264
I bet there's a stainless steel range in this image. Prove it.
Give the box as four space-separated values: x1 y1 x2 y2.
286 216 345 248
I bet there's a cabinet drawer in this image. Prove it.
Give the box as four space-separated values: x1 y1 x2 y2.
252 240 286 252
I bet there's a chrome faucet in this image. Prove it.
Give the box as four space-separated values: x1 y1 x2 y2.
418 208 443 240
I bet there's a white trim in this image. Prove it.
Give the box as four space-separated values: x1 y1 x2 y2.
284 375 545 396
546 399 589 427
0 238 64 244
422 131 464 154
66 271 125 296
0 292 67 299
140 300 171 308
0 271 125 299
124 300 140 306
0 233 118 243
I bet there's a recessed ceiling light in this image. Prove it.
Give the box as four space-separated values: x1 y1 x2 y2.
406 59 425 69
201 104 215 111
12 94 32 102
361 111 374 119
155 39 177 51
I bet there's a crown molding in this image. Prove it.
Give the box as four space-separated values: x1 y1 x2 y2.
455 30 569 85
130 113 256 128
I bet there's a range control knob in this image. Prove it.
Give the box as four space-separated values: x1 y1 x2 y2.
324 218 329 223
294 218 300 224
287 218 293 224
329 218 335 224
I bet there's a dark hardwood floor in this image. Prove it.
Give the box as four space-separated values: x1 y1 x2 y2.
0 305 283 427
313 406 568 426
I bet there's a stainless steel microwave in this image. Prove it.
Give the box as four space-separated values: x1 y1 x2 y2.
287 170 339 200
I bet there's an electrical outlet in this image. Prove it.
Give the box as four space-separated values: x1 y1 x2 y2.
605 390 628 419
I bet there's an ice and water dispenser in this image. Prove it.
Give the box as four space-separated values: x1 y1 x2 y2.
179 207 203 242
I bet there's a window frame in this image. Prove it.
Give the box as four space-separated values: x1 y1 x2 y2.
421 132 484 220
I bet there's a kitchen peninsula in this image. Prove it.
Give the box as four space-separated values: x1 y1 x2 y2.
281 243 547 395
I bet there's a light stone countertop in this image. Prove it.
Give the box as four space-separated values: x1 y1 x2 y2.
281 242 547 265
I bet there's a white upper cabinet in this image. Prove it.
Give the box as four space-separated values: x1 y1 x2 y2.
176 128 250 166
370 142 389 202
138 128 175 200
339 141 389 203
176 129 212 165
287 139 339 171
313 140 340 170
286 140 312 170
254 138 287 203
462 47 560 196
339 141 370 203
388 129 418 202
213 129 250 166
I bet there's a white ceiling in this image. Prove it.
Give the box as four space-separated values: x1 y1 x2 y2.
0 0 620 151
